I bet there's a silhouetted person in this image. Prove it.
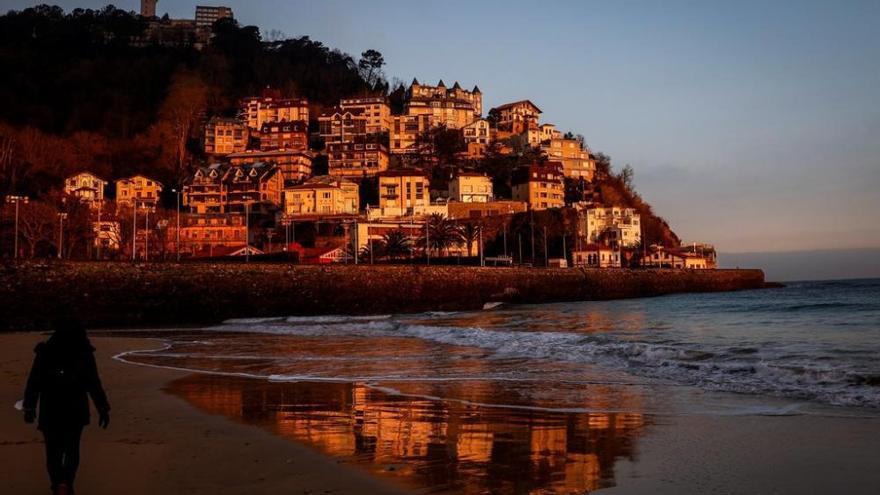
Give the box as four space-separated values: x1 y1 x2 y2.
23 319 110 495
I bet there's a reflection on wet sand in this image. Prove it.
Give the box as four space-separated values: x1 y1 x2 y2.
170 375 646 494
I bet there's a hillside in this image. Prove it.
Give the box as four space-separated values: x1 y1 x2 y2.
0 4 679 248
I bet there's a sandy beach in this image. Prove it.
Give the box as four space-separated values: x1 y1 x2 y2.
0 333 408 495
2 331 879 494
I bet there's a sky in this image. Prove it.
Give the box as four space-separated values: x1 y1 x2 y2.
4 0 880 257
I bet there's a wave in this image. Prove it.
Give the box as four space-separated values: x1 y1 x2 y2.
200 316 880 408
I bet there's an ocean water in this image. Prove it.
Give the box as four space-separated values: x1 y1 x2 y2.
114 279 880 493
121 278 880 411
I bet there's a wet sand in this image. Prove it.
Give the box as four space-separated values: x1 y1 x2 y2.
0 333 408 495
2 332 879 494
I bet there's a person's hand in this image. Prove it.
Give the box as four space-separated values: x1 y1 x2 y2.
98 409 110 429
24 409 36 424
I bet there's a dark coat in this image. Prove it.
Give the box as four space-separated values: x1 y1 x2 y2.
23 337 110 430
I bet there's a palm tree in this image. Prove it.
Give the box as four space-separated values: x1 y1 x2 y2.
418 213 462 257
381 229 411 261
459 222 480 257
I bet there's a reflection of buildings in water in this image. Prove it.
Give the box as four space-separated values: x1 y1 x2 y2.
170 376 646 494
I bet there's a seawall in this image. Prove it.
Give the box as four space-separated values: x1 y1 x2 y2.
0 262 766 330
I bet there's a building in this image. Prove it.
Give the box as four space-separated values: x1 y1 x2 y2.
319 108 367 144
540 123 562 142
140 0 157 17
389 114 432 155
64 172 106 205
240 90 309 131
339 97 391 134
511 162 565 210
378 169 429 210
259 120 308 151
541 138 596 181
184 164 227 214
115 175 163 209
462 118 491 158
572 245 621 268
405 79 482 129
493 100 542 133
195 5 233 28
643 243 717 269
447 200 527 221
283 176 359 218
582 207 641 249
326 140 389 178
172 213 248 257
448 173 493 203
183 162 283 214
204 117 249 155
227 149 313 184
367 169 448 220
224 162 284 214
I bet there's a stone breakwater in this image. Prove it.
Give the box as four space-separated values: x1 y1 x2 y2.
0 262 766 330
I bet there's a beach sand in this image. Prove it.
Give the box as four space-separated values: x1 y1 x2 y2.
2 332 879 494
0 333 408 495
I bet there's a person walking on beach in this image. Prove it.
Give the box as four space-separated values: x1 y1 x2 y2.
23 319 111 495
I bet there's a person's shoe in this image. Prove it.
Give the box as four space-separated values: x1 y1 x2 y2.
54 483 70 495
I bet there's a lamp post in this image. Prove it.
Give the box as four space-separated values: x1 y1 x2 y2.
57 212 68 259
244 198 250 263
5 195 28 259
172 188 181 262
132 203 137 261
143 204 150 262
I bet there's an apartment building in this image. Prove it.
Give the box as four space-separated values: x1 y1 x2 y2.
259 120 308 151
115 175 163 209
326 140 389 178
541 138 596 181
448 173 493 203
405 79 482 129
282 176 359 218
582 207 641 249
195 5 233 27
319 108 367 144
227 149 313 184
183 162 283 214
240 89 309 130
493 100 542 133
204 117 249 155
64 172 106 205
511 162 565 210
389 114 432 155
339 96 391 134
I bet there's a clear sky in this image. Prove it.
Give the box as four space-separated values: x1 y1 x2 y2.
5 0 880 254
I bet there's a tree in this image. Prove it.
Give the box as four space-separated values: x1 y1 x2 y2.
157 70 208 183
18 200 56 258
459 222 481 257
380 229 411 261
418 213 462 257
358 49 385 89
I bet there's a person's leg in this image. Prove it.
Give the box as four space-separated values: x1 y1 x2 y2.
60 426 84 490
42 427 63 491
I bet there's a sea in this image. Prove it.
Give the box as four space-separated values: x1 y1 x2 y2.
116 278 880 493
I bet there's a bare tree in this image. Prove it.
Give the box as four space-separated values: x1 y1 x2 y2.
158 70 208 183
18 201 57 258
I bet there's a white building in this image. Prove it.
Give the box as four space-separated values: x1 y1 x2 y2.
448 173 493 203
583 207 641 249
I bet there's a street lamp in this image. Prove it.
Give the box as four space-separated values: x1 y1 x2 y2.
57 212 68 259
5 195 28 259
132 202 137 261
142 204 150 262
172 188 182 262
243 197 251 263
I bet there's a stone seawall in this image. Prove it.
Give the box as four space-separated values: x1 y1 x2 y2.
0 262 766 330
